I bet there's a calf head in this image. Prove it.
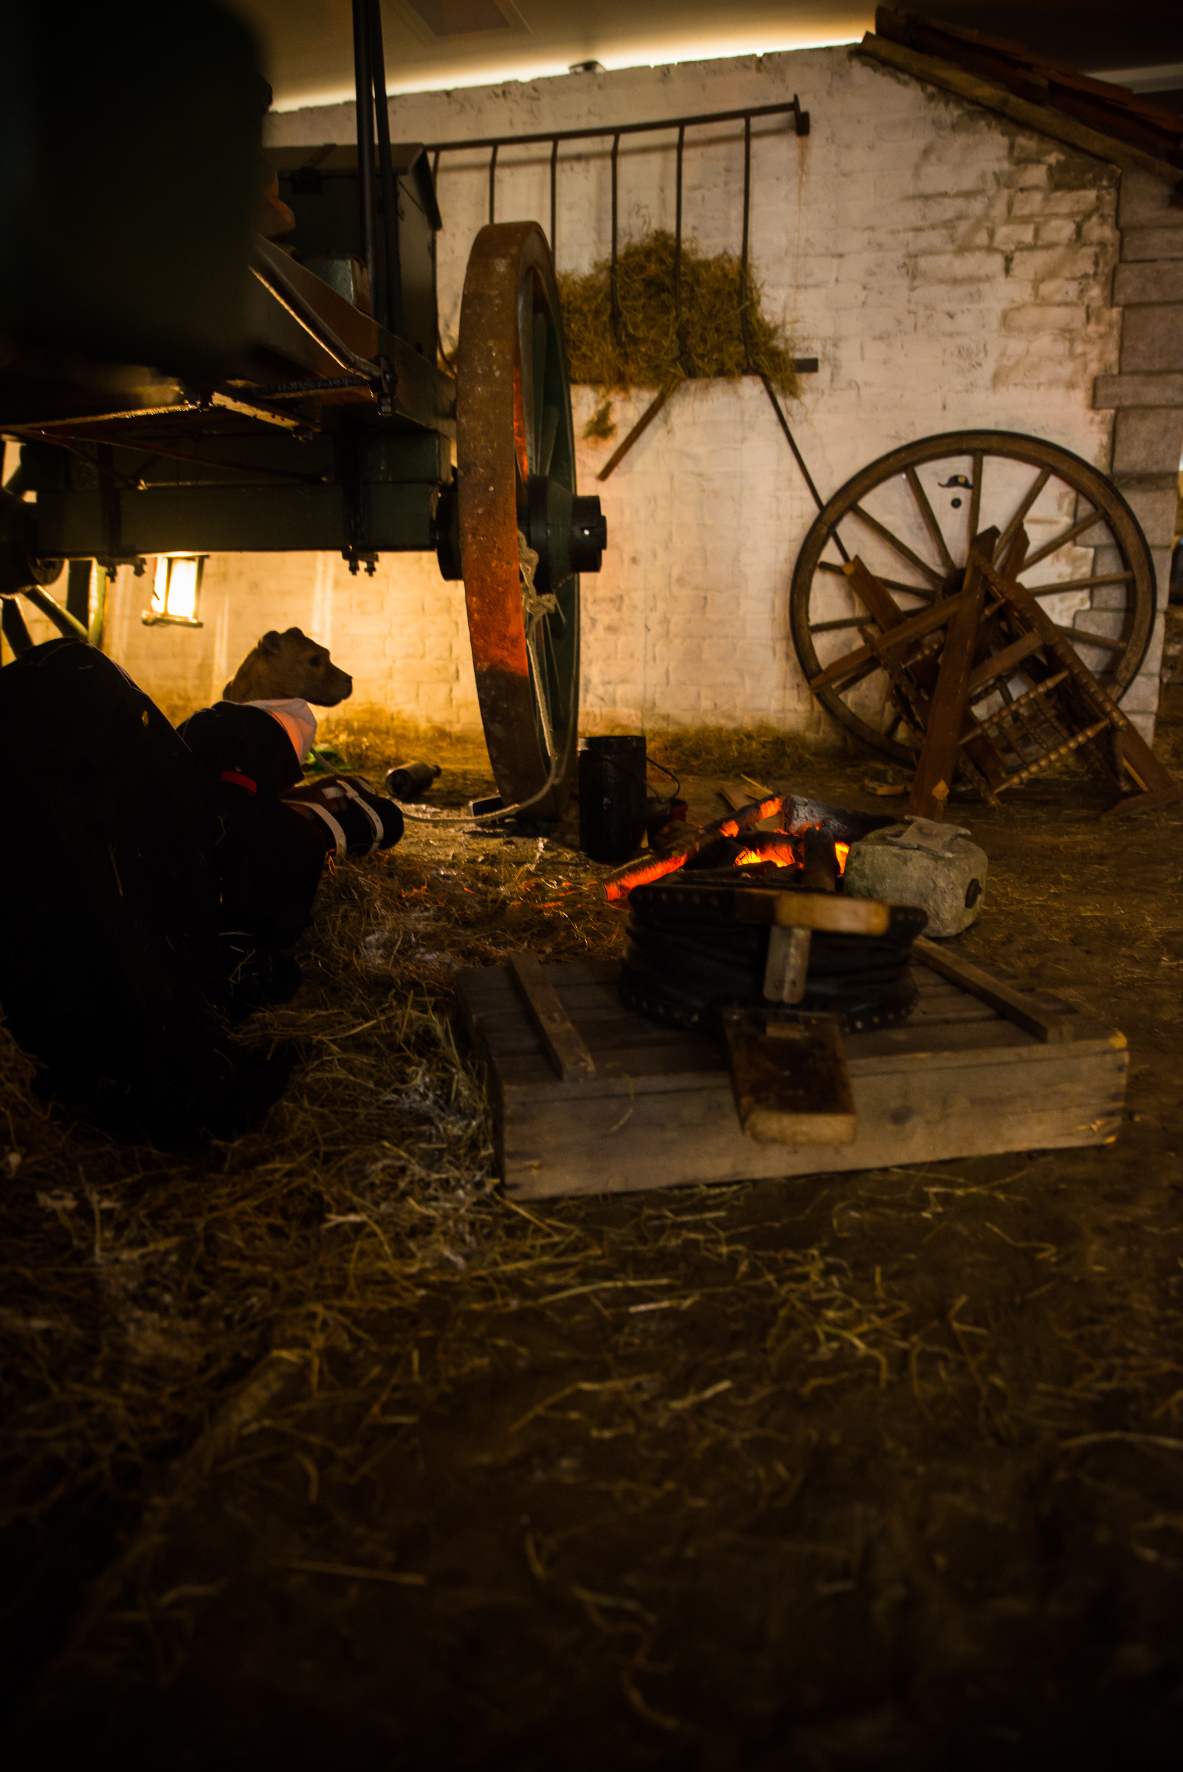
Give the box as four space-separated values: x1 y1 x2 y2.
224 628 353 706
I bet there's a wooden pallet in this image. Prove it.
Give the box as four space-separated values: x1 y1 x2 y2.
456 952 1128 1200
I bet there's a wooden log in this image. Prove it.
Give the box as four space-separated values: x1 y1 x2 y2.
508 951 597 1081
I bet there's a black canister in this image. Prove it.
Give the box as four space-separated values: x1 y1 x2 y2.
579 735 647 862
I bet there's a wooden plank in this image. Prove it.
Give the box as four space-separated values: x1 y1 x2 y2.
723 1012 856 1146
808 587 969 692
909 557 986 819
966 629 1045 697
499 1035 1128 1197
844 555 908 630
855 34 1183 187
507 951 596 1081
912 937 1078 1042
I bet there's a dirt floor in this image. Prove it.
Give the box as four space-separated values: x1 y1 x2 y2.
2 710 1182 1771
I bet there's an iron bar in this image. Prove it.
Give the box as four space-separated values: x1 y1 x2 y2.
740 115 753 369
759 376 840 546
549 137 558 258
674 124 686 375
368 0 404 336
609 134 622 339
351 0 377 313
597 387 672 482
425 97 809 155
488 142 498 224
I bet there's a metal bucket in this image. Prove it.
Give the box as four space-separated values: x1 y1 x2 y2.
578 735 647 863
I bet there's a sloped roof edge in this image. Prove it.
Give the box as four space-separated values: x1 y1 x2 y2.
857 32 1183 193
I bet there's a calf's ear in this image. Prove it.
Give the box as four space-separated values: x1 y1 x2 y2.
258 631 282 656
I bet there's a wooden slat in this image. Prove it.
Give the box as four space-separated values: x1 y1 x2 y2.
723 1012 856 1147
912 937 1078 1042
508 952 597 1080
909 557 986 819
966 628 1046 697
844 555 908 631
809 586 969 692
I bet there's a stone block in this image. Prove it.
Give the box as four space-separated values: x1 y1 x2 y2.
1093 371 1183 407
1111 407 1183 475
1119 673 1161 714
1121 228 1183 263
1113 261 1183 306
1112 486 1179 548
1001 304 1087 335
1125 711 1156 745
991 222 1038 250
1120 305 1183 374
844 820 988 940
1117 170 1183 232
1035 218 1080 248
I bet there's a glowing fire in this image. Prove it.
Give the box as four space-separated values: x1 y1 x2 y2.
732 836 851 872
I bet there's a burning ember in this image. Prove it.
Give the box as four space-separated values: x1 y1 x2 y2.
732 835 850 872
604 793 885 902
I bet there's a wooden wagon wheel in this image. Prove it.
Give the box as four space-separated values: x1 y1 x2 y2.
454 222 604 818
790 430 1156 765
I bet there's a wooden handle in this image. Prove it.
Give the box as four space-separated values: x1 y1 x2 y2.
735 891 892 936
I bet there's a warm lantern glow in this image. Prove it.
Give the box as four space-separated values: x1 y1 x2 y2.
144 555 205 627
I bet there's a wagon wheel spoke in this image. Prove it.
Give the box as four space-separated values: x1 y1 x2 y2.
967 449 983 543
994 466 1051 565
1021 507 1104 570
1028 571 1133 597
815 560 935 603
904 467 954 574
850 503 944 588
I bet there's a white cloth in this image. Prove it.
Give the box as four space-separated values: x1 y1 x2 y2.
238 696 318 763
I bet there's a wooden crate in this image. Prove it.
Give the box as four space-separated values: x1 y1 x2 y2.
456 956 1128 1200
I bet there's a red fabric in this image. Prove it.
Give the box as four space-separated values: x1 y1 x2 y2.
220 769 257 794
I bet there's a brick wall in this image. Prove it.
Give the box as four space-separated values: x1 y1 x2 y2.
83 44 1138 742
1093 170 1183 740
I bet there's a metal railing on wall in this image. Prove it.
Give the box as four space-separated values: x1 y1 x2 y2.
427 98 827 496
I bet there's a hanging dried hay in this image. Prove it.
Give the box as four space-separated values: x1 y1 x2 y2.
559 229 798 434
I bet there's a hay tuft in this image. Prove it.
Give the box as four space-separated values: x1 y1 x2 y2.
559 230 798 416
643 724 817 783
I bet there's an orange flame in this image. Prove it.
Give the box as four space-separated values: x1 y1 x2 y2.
836 842 850 874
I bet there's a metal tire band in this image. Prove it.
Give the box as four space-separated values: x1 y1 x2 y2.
619 869 928 1034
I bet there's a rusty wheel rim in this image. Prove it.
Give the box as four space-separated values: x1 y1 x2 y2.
789 430 1157 765
457 222 580 815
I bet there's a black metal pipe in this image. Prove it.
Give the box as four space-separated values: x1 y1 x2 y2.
368 0 404 336
351 0 377 313
488 142 498 225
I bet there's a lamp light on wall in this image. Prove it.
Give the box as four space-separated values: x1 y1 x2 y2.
143 555 206 626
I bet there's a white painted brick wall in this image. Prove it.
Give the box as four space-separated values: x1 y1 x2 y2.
93 45 1127 743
